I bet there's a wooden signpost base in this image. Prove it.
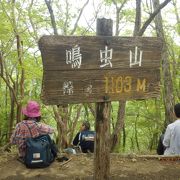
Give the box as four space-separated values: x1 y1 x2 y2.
94 18 112 180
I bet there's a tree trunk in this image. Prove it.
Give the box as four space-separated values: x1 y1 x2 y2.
110 0 128 152
8 92 15 140
152 0 175 127
122 126 126 152
16 34 24 123
44 0 58 35
110 101 126 151
53 105 68 149
134 0 141 36
134 115 140 151
68 104 83 144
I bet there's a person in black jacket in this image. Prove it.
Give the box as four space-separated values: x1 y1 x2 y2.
73 121 95 153
157 133 165 155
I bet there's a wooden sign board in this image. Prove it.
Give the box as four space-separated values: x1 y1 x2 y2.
39 36 162 105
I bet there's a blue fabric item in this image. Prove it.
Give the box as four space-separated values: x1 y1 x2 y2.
24 134 55 168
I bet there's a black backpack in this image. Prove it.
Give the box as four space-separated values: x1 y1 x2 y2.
157 134 165 155
23 123 58 168
25 134 54 168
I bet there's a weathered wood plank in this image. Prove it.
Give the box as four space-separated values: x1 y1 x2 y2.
39 35 162 105
39 36 162 70
41 68 160 105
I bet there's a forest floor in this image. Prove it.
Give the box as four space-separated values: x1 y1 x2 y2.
1 150 180 180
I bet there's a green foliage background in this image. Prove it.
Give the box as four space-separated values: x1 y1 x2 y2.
0 0 179 153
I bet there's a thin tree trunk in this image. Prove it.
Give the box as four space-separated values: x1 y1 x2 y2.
134 0 141 36
68 104 83 144
70 0 89 35
110 0 128 152
135 115 140 151
172 0 180 35
61 105 68 148
112 0 127 36
110 101 126 151
87 103 96 118
122 126 126 152
8 92 15 140
53 106 68 149
138 0 172 36
152 0 175 127
16 34 24 122
44 0 58 35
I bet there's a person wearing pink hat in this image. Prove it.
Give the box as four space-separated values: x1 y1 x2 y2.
10 101 55 160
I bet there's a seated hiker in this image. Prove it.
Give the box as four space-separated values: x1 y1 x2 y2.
72 121 95 153
163 103 180 155
10 100 56 162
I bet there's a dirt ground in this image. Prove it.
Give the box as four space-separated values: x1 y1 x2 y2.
1 151 180 180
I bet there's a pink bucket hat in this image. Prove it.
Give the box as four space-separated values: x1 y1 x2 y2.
22 101 41 118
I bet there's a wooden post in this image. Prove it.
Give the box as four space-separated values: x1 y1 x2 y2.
94 18 113 180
